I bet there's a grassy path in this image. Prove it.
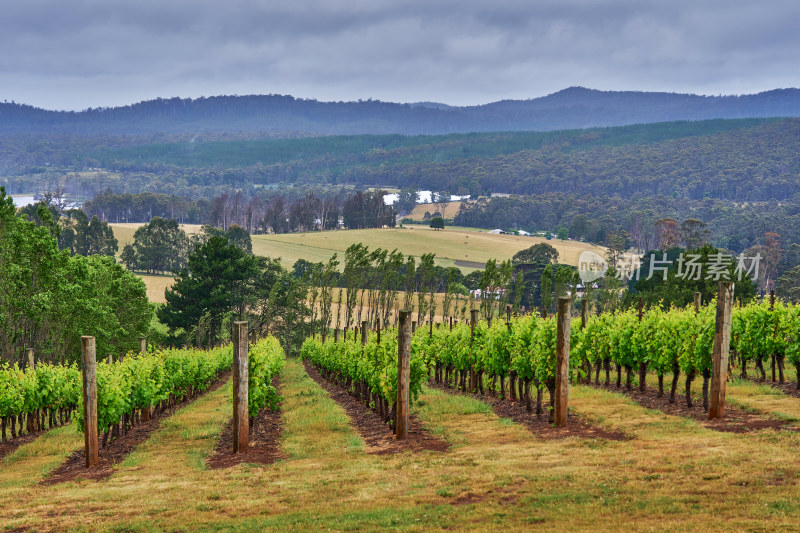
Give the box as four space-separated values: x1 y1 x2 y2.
3 360 800 530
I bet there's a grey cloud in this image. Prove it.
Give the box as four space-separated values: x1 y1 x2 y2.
1 0 800 110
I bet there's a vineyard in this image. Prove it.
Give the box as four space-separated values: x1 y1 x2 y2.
5 297 800 530
302 297 800 425
1 338 284 453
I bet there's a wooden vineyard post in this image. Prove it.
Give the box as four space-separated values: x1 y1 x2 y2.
554 297 571 427
581 299 589 383
770 290 776 382
506 304 512 325
376 320 381 344
412 321 417 334
470 309 479 392
694 292 701 313
107 354 113 364
396 310 411 440
429 318 433 337
361 321 368 346
81 336 99 467
709 282 734 420
232 321 249 453
581 299 589 329
449 316 453 331
138 337 151 421
334 329 339 343
637 297 646 392
27 348 35 369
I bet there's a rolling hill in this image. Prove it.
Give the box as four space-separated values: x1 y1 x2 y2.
2 87 800 136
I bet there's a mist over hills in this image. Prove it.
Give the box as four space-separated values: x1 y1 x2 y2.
2 87 800 136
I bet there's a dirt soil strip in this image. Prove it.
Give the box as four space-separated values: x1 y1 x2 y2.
40 370 232 485
591 381 800 433
207 377 285 469
429 382 629 441
303 361 449 454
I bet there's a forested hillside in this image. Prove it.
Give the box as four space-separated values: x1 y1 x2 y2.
4 114 800 264
2 87 800 136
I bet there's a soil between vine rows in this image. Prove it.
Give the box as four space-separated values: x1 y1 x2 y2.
303 360 449 454
40 370 232 485
590 379 800 433
207 377 285 469
428 382 629 441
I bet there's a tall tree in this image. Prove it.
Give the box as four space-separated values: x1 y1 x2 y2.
159 235 259 347
681 219 710 250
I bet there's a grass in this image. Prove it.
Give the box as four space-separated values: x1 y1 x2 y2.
251 225 607 272
109 223 203 250
5 358 800 530
405 201 467 221
112 222 607 302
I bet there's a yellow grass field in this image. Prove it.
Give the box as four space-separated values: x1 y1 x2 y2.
251 225 607 272
110 223 204 249
405 200 467 221
136 274 175 304
111 223 607 304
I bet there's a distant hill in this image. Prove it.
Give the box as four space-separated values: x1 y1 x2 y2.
2 87 800 136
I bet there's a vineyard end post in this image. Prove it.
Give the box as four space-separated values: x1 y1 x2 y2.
81 336 99 468
555 297 571 427
361 321 368 346
709 282 734 420
412 321 417 334
376 321 381 344
232 321 249 453
334 328 339 343
138 337 152 421
470 309 479 391
693 292 701 314
397 310 411 440
581 299 588 330
26 348 35 370
770 289 776 381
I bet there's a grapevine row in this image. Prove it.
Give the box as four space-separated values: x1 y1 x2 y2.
300 329 426 428
1 337 285 445
0 363 81 441
415 299 800 414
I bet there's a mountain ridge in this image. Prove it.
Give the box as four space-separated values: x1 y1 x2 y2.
2 87 800 136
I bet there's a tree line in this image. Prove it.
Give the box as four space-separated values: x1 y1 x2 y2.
0 188 151 366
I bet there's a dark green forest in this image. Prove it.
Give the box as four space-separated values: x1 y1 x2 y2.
4 111 800 280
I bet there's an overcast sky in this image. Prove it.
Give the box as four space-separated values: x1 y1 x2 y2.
3 0 800 111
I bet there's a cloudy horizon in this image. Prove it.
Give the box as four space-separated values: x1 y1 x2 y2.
3 0 800 111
